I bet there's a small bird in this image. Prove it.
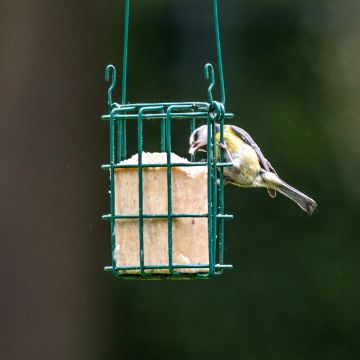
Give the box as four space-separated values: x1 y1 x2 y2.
189 124 317 214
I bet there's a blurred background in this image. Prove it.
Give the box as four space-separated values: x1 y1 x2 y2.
1 0 359 359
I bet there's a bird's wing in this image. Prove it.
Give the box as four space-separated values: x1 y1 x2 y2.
229 125 276 173
229 125 277 197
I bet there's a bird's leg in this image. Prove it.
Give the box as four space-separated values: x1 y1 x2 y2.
216 141 232 160
216 176 231 186
216 141 241 168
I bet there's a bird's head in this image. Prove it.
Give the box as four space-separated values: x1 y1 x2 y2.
188 124 220 155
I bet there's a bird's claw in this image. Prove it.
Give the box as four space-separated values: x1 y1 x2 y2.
216 141 228 150
217 177 230 186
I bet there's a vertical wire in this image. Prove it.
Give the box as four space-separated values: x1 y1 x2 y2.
137 111 144 275
190 117 196 162
117 120 122 162
121 120 127 160
110 112 116 275
207 117 214 277
121 0 130 104
213 0 227 274
160 119 166 152
137 106 163 276
213 0 225 105
121 0 130 160
218 120 225 272
211 120 217 275
166 110 174 275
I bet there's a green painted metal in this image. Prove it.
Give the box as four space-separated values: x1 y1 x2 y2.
102 0 233 279
213 0 226 105
119 0 129 160
102 162 233 170
121 0 129 105
102 214 233 220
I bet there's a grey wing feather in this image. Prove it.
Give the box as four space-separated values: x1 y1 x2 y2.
229 125 276 174
229 125 277 198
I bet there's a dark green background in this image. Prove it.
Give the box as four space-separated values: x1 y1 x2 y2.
1 1 359 359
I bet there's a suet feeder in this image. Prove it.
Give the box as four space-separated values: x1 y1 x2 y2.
102 0 234 279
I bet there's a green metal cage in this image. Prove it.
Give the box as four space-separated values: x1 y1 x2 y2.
102 0 234 279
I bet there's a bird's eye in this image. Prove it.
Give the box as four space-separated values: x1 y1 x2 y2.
193 132 198 141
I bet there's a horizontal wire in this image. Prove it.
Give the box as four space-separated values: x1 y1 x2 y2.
104 264 233 271
102 213 233 220
101 162 233 169
102 112 234 120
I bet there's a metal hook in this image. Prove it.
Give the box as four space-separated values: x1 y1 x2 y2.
105 64 116 109
204 63 215 105
209 101 225 122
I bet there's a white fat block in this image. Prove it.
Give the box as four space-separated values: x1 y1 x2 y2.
114 152 209 274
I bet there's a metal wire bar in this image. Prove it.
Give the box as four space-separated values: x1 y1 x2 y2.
165 107 174 275
102 162 233 169
105 64 117 111
165 104 197 275
120 120 127 160
120 0 130 159
117 120 122 162
137 106 165 275
101 101 218 111
211 120 218 275
102 213 233 220
113 101 209 108
109 111 116 276
137 111 144 275
190 117 196 162
105 264 233 271
213 0 225 105
102 112 234 120
206 118 214 276
160 119 165 151
121 0 130 105
217 116 225 274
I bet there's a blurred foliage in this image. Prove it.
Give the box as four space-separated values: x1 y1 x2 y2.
1 0 359 359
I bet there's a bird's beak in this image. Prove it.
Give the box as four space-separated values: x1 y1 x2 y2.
189 144 197 155
188 141 206 155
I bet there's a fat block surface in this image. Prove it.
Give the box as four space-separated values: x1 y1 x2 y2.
114 152 208 274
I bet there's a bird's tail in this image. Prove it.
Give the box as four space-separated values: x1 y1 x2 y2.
262 172 317 215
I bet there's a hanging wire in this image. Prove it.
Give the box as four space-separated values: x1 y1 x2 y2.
213 0 226 105
118 0 130 160
121 0 130 105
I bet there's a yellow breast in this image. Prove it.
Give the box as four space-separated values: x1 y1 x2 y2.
216 125 260 184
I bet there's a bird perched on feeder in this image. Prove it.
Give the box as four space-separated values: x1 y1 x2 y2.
189 124 317 214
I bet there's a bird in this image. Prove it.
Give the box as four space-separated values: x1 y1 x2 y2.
189 124 317 214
